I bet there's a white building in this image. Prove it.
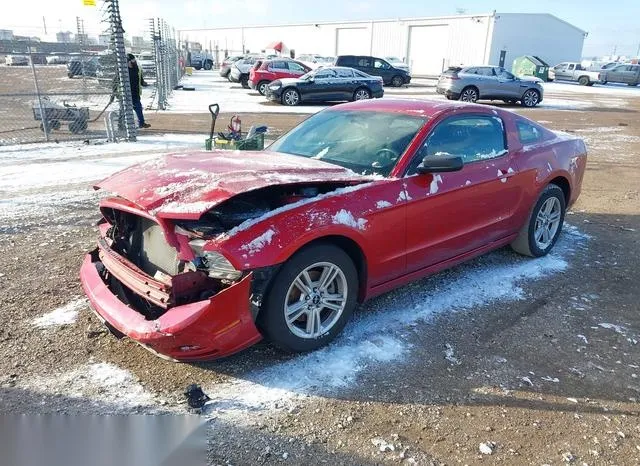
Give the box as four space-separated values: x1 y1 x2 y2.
0 29 14 41
180 12 586 76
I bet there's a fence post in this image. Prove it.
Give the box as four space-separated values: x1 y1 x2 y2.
105 0 137 142
27 41 49 142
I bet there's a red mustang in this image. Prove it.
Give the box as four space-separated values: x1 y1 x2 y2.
80 100 587 361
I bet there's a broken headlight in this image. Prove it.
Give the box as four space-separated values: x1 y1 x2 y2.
202 252 242 280
189 240 242 280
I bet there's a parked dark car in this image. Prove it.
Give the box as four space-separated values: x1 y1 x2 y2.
265 66 384 106
335 55 411 87
67 56 99 78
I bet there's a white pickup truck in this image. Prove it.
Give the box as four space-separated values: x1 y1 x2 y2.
549 62 600 86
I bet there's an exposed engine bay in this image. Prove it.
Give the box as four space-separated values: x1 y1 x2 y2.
173 182 350 238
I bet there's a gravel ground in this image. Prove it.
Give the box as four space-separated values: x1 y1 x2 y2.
1 80 639 465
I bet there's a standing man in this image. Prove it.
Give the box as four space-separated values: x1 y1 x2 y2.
127 53 150 128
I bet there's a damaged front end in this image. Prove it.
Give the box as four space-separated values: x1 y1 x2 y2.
81 181 356 361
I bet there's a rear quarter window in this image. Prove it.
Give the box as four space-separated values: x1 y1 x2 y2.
516 120 547 146
337 56 355 66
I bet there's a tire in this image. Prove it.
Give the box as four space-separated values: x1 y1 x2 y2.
445 95 454 100
257 80 270 96
587 82 595 86
600 81 607 85
391 75 404 87
521 89 540 107
459 86 479 103
193 65 202 71
353 87 371 101
257 243 358 352
240 77 249 89
281 88 301 106
511 184 566 257
578 76 590 86
203 61 212 71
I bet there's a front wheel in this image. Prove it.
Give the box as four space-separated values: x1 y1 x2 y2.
203 61 212 71
258 243 358 352
281 88 301 106
391 75 404 87
521 89 540 107
511 184 566 257
460 86 479 103
353 87 371 101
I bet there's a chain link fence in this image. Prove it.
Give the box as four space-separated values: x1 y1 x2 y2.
145 18 184 111
0 0 139 146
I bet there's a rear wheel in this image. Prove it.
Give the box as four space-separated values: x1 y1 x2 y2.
578 76 590 86
203 60 212 71
353 87 371 101
460 86 479 103
282 88 301 106
391 75 404 87
258 243 358 352
511 184 566 257
257 81 270 96
521 89 540 107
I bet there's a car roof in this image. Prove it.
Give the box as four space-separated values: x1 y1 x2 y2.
327 98 501 118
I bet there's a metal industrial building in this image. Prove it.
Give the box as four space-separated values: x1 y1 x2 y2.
180 12 586 76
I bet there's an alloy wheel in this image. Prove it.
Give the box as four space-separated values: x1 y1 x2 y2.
355 89 370 100
461 88 478 102
523 90 539 107
284 262 348 339
283 89 300 106
534 197 561 249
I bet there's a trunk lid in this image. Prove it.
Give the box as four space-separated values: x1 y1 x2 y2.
95 150 373 220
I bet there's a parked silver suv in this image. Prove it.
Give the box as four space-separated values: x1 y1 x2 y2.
437 66 544 107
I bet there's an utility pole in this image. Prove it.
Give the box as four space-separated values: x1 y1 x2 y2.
42 16 47 35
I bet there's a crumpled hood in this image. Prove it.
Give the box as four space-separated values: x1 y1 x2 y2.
95 150 372 220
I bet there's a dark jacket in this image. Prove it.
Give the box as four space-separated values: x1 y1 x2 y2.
128 63 147 99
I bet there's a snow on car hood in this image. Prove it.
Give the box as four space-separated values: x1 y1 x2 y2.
95 150 372 219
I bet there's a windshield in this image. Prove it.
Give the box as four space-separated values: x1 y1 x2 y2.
268 110 426 176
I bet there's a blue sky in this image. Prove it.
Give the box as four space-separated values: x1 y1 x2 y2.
3 0 639 57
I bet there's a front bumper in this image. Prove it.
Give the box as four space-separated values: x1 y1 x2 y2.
80 250 262 361
265 88 282 102
372 89 384 98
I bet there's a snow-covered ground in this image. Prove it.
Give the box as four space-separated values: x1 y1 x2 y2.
0 134 204 232
147 71 637 115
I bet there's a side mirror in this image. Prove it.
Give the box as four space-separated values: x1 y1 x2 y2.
417 155 464 174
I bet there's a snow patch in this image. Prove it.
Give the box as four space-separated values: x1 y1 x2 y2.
332 209 368 230
33 298 87 328
241 229 276 255
376 200 392 209
598 323 627 335
444 343 461 365
22 362 161 413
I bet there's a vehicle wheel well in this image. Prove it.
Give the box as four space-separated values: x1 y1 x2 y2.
354 86 371 94
298 236 367 302
549 177 570 204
